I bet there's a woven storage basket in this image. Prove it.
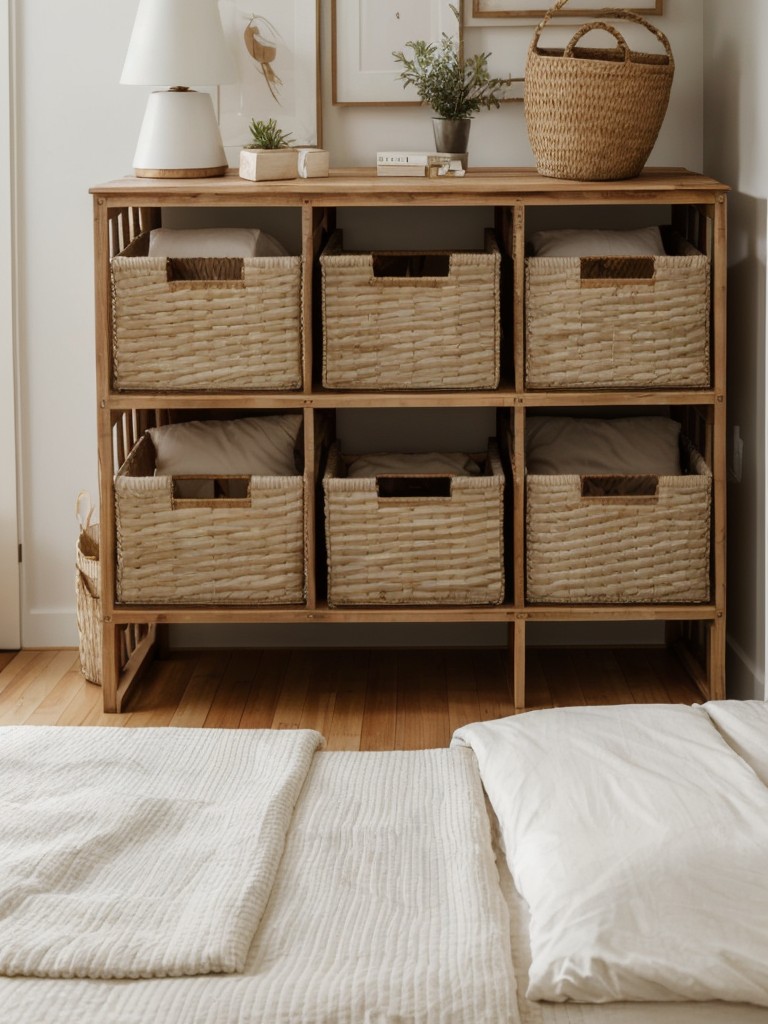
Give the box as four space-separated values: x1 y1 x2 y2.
526 438 711 604
75 492 101 685
525 0 674 181
323 442 505 606
111 232 303 392
115 433 306 605
321 230 500 390
525 233 710 389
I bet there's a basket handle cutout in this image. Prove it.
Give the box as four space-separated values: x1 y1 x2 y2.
172 476 251 504
376 476 452 500
580 255 656 285
531 0 673 66
166 257 245 286
580 475 658 500
371 253 451 279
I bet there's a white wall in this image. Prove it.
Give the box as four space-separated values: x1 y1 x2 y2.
12 0 704 649
703 0 767 700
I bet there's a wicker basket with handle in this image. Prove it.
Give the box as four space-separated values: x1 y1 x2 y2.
75 491 101 685
525 0 674 181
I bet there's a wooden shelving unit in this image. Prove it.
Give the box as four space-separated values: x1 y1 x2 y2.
90 167 728 713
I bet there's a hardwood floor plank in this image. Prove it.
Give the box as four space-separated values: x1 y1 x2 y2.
0 646 706 742
474 649 515 723
168 651 232 728
395 650 450 750
0 651 19 674
360 650 398 751
299 651 338 738
0 651 79 725
445 649 482 736
239 650 285 730
203 650 263 730
271 650 311 730
325 650 369 751
0 650 58 703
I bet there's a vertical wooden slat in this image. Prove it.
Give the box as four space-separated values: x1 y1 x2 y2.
301 203 315 392
512 203 525 390
513 403 526 608
511 618 526 710
303 407 316 608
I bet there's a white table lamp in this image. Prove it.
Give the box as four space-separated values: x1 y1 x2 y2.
121 0 235 178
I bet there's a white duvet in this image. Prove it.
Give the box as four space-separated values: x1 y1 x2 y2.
0 726 321 979
454 703 768 1007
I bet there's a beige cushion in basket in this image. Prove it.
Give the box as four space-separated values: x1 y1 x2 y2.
346 452 482 479
148 414 302 498
147 228 290 259
529 226 665 258
526 416 682 477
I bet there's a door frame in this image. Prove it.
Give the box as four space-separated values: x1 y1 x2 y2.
0 0 21 649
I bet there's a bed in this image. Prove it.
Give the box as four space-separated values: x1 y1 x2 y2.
1 701 767 1023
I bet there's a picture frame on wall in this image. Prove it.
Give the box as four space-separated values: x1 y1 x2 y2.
332 0 461 106
217 0 321 163
471 0 662 17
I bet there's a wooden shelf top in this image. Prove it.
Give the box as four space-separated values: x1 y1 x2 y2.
90 167 730 206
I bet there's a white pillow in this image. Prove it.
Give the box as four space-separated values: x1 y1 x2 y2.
346 452 481 479
147 415 302 499
702 700 768 787
453 705 768 1006
147 227 289 259
526 416 681 476
529 225 665 258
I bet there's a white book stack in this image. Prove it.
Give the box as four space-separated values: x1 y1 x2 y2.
376 151 466 177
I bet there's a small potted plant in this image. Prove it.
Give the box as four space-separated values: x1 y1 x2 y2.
392 5 510 162
239 118 298 182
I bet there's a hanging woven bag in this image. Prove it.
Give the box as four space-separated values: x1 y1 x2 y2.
75 491 101 685
525 0 674 181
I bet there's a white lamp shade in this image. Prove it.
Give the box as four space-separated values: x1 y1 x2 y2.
121 0 235 86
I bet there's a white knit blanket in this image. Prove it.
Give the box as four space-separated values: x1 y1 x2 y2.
0 748 520 1023
0 726 321 979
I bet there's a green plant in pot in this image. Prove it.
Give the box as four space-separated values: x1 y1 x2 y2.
392 5 510 164
239 118 298 182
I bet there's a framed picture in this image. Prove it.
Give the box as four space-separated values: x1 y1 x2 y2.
332 0 461 106
217 0 321 163
471 0 662 18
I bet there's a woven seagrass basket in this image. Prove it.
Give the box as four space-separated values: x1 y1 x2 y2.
323 442 505 607
526 438 711 604
115 433 306 606
525 232 710 389
111 232 303 392
525 0 674 181
75 492 101 685
321 230 500 390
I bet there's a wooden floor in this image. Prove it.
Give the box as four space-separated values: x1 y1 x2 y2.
0 646 702 749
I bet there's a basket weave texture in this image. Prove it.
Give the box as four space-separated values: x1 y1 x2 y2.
111 232 303 392
323 442 505 607
115 434 305 606
525 236 710 388
321 230 500 390
525 0 674 181
526 440 711 604
76 494 101 685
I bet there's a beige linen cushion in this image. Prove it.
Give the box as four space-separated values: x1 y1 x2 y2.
346 452 482 479
147 227 290 258
526 416 682 476
529 225 665 258
148 414 302 498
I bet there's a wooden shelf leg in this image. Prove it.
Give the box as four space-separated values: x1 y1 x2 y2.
509 618 526 711
116 624 158 712
707 614 726 701
101 619 121 713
